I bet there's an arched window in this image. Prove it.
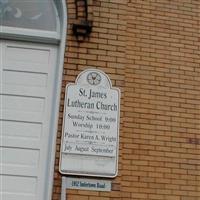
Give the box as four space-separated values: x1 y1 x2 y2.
0 0 57 30
0 0 66 43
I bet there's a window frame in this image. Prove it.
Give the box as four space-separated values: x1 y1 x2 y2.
0 0 63 44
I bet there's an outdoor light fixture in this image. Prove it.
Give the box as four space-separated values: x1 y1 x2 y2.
72 0 92 41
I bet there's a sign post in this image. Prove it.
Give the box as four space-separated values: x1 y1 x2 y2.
59 69 120 177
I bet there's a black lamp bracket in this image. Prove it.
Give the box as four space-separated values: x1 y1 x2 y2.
73 0 93 41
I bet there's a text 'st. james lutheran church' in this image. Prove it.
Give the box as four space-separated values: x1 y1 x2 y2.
0 0 200 200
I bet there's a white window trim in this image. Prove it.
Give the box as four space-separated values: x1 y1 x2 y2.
43 0 67 199
0 25 60 44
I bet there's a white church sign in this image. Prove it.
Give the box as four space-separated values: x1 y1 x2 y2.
59 68 120 177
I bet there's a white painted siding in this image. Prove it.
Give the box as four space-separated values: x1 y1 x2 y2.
0 40 58 200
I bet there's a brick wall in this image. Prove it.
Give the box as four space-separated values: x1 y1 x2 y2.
52 0 200 199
